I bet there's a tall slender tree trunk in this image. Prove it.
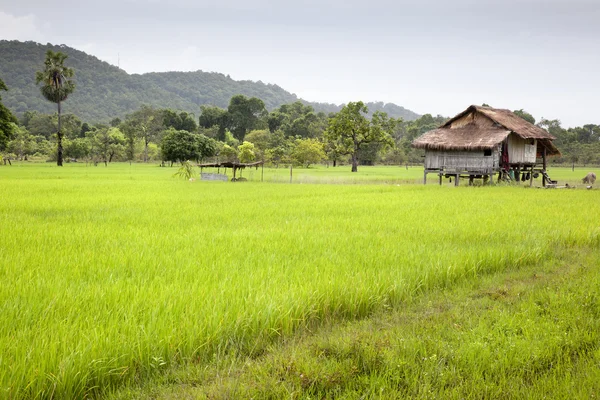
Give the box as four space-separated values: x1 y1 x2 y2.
57 100 63 166
144 137 149 163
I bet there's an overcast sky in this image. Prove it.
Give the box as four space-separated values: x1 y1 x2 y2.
1 0 598 127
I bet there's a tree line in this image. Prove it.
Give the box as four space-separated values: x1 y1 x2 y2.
1 51 598 170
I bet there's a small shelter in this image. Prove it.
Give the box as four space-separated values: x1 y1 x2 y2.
412 105 561 186
197 161 264 181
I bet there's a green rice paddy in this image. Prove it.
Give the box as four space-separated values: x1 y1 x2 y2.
0 163 598 398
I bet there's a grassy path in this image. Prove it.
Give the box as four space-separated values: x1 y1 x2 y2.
111 247 600 399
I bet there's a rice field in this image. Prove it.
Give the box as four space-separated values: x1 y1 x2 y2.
0 163 599 398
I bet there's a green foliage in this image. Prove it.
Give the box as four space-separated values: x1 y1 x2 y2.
268 101 328 139
227 95 267 141
122 105 164 162
173 160 196 180
161 128 200 163
291 138 326 167
35 50 75 105
163 110 197 132
220 144 238 162
237 141 256 163
244 129 270 159
513 109 536 124
199 105 229 140
0 77 18 151
325 102 397 172
538 118 600 166
7 125 35 159
63 137 90 160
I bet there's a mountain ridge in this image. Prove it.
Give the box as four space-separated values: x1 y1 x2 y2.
0 40 420 122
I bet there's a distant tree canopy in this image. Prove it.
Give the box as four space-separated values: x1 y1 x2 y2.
0 41 421 123
0 77 18 151
161 128 216 163
163 110 197 132
513 109 536 125
199 95 267 142
291 138 326 167
3 76 600 169
227 95 267 141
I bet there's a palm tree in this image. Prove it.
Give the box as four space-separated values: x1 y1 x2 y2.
36 50 75 166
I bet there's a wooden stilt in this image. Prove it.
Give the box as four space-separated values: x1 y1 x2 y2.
424 170 427 185
439 173 442 186
542 148 547 187
529 165 534 187
455 174 460 187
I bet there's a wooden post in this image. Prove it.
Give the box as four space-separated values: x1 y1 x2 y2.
261 163 264 182
290 164 293 184
455 174 460 187
439 173 442 186
424 170 427 185
489 173 494 185
529 166 534 187
469 176 474 186
542 148 547 187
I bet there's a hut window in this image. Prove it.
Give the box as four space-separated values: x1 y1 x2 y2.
484 149 492 156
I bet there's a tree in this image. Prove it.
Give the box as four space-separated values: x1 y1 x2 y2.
324 102 396 172
35 50 75 166
238 141 256 163
7 125 35 160
267 102 329 139
291 138 326 167
219 144 238 162
196 134 217 162
122 105 164 162
245 129 270 159
199 105 229 140
163 110 197 132
89 126 125 166
161 128 200 164
0 77 18 151
161 129 215 164
63 137 89 161
513 109 535 125
227 95 267 141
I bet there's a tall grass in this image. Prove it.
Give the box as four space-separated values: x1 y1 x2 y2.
0 163 598 398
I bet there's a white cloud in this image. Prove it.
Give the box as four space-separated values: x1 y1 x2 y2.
0 11 43 41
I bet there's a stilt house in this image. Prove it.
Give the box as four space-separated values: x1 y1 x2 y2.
412 105 561 186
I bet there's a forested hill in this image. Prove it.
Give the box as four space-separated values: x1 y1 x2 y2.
0 40 420 122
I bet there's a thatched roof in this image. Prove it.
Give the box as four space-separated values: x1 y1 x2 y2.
413 125 510 151
412 105 560 155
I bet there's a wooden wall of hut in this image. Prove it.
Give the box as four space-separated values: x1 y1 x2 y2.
507 134 536 164
425 149 500 173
